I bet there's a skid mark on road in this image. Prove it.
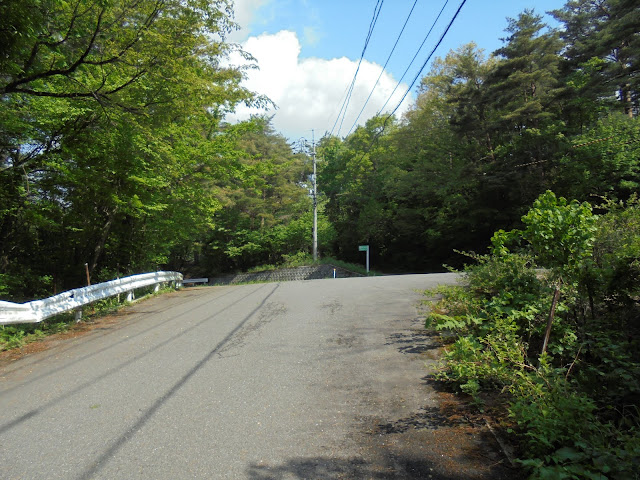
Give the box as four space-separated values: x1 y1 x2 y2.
328 334 361 348
0 285 248 394
217 300 287 356
320 299 342 315
78 284 280 480
0 285 271 436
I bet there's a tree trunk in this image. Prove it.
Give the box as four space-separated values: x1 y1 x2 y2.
541 286 561 356
622 83 634 119
89 208 117 274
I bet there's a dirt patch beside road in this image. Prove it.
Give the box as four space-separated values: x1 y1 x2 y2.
0 288 188 369
0 314 124 368
350 318 518 479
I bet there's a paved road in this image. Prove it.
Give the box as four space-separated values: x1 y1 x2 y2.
0 274 479 479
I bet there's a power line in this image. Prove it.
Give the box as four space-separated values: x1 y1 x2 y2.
337 0 384 135
329 0 384 137
346 0 420 137
338 0 467 166
387 0 467 119
376 0 450 116
325 81 354 137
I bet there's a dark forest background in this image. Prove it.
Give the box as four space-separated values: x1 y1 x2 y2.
1 0 638 300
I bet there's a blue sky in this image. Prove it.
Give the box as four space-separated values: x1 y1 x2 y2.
228 0 568 140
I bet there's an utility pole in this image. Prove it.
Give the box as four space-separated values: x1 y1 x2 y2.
295 132 319 261
312 129 318 262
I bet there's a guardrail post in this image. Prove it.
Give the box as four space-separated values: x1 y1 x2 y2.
154 283 160 293
75 309 82 323
126 290 134 302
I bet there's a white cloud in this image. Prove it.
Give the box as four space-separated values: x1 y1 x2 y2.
302 26 321 47
226 30 412 141
228 0 273 42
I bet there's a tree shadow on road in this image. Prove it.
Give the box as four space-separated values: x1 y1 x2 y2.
246 457 388 479
245 455 443 479
385 330 441 355
246 451 509 480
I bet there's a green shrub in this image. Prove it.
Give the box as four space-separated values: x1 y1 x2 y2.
521 191 598 278
425 191 640 478
512 374 639 479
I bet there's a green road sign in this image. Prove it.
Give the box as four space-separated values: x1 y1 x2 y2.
358 245 368 252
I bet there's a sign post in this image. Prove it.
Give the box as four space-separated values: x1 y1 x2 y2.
358 245 369 273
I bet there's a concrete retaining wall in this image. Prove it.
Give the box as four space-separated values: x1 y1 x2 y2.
209 264 364 285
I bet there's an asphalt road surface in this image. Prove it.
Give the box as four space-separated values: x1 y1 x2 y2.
0 273 509 479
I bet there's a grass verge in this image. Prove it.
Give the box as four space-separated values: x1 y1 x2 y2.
0 286 173 352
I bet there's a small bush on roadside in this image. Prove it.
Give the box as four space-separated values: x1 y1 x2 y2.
0 318 69 351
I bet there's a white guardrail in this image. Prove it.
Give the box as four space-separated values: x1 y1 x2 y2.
0 271 183 325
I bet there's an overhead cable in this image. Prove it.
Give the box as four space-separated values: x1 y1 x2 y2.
329 0 384 137
346 0 468 164
337 0 384 135
346 0 420 136
387 0 468 119
376 0 450 116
